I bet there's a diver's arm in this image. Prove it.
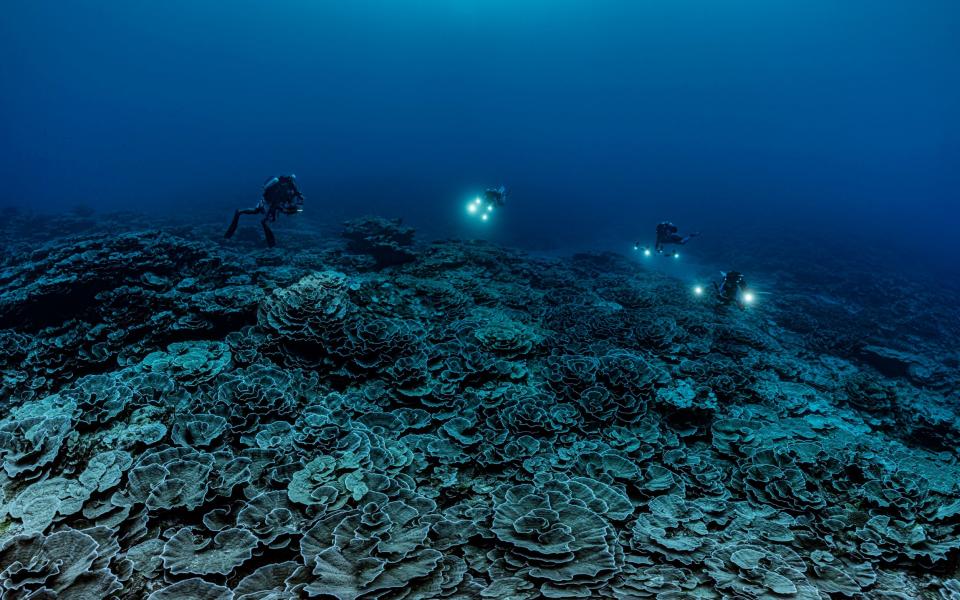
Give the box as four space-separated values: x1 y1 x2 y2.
288 179 304 198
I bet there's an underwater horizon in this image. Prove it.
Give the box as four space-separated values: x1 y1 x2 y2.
1 2 959 599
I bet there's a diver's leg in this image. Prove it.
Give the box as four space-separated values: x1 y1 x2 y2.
261 217 276 248
224 211 242 238
225 207 260 238
713 282 729 304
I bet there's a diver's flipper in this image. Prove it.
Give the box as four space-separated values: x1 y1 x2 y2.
225 211 241 239
262 222 276 248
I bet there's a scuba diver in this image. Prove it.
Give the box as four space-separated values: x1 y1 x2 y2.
224 174 304 248
714 271 752 309
634 222 699 256
467 186 507 220
484 185 507 208
654 222 699 253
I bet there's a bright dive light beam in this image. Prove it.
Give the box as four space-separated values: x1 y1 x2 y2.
743 291 755 304
693 286 703 296
481 213 489 221
643 249 651 257
467 203 478 214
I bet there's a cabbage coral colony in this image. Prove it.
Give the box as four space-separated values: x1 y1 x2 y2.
0 215 957 598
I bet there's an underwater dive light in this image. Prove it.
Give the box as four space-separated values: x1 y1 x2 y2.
742 291 755 304
643 248 652 257
693 285 703 296
468 196 492 220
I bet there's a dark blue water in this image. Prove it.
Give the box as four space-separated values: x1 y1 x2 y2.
2 1 958 260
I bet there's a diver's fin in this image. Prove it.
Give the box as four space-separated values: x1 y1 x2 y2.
224 211 241 239
263 222 276 248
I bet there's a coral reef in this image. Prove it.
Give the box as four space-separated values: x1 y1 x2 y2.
0 218 958 598
341 216 416 268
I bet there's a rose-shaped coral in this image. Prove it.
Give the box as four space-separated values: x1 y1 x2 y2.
488 476 628 597
258 271 356 363
142 341 232 387
344 317 423 370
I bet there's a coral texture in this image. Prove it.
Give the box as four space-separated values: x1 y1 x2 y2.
0 219 957 598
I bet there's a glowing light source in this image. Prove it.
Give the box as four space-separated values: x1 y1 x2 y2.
673 252 680 259
486 204 493 212
481 213 489 221
467 203 478 214
743 291 755 304
643 249 651 257
693 286 703 296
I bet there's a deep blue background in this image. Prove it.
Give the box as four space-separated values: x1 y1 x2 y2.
2 1 957 259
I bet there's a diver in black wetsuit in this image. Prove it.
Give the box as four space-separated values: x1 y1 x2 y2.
484 185 507 208
224 175 304 248
468 186 507 221
634 222 700 256
653 222 699 254
714 271 750 309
